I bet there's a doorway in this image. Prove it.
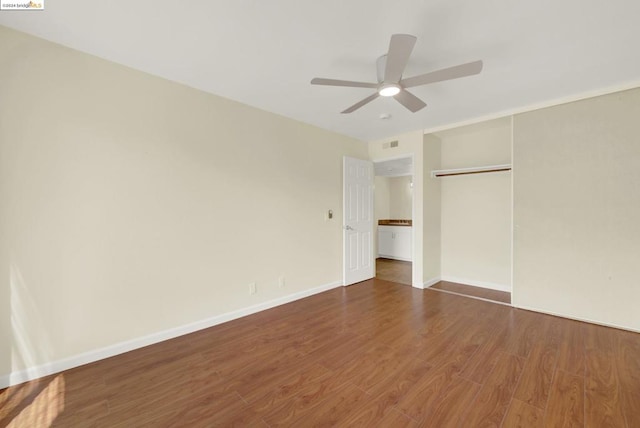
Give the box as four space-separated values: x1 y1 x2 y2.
373 156 413 285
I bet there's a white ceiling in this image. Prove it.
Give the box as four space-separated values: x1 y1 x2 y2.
375 157 413 177
1 1 639 141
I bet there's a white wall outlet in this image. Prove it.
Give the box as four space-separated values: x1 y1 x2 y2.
249 282 257 295
278 276 285 288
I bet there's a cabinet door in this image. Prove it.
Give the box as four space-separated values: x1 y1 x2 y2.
378 229 394 257
378 226 412 261
393 228 412 261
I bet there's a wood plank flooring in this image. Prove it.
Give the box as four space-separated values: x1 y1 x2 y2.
376 258 412 285
1 279 639 427
375 260 511 306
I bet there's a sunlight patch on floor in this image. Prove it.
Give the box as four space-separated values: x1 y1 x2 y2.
7 375 65 428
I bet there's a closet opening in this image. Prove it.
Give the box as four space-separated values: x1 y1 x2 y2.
427 117 513 305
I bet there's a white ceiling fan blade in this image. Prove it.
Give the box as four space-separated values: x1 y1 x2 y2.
394 90 427 113
401 60 483 88
384 34 417 83
341 92 380 114
311 78 378 89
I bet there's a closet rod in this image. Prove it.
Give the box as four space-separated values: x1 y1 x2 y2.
431 164 512 178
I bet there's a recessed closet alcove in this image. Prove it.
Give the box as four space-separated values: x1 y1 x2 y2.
425 117 512 303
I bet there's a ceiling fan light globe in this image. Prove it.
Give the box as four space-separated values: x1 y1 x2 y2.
378 84 401 97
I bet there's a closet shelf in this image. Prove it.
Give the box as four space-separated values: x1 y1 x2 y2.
431 164 512 178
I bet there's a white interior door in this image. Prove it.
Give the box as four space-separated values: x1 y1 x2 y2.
343 156 374 285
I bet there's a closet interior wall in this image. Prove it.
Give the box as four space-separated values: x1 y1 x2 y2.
432 117 513 292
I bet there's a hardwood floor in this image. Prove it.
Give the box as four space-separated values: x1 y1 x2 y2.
376 257 412 285
375 259 510 305
1 279 639 427
431 280 512 304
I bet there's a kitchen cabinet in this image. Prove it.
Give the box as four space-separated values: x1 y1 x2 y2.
378 225 412 261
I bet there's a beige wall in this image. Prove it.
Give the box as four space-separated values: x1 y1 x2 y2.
0 26 367 384
374 176 391 222
369 131 424 287
513 87 640 331
373 176 391 256
423 134 442 285
375 175 412 221
388 176 413 219
435 118 512 291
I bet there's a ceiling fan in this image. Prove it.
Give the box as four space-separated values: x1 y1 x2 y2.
311 34 483 114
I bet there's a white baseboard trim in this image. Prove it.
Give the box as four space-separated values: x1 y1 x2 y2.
423 277 441 288
0 280 342 389
512 303 640 334
378 254 412 262
440 276 511 293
